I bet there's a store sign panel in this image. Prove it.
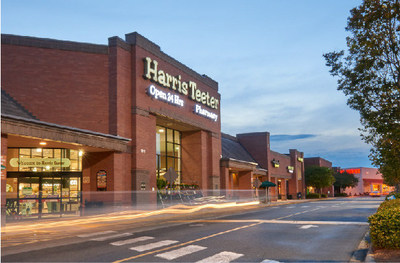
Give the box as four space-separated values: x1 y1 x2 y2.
143 57 219 110
147 85 184 107
144 57 220 122
340 169 360 174
194 105 218 122
9 158 71 168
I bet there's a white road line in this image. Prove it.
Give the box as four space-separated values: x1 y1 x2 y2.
261 220 368 225
286 206 295 208
77 230 116 238
301 206 310 208
299 225 318 229
155 245 207 260
261 260 281 263
110 236 154 246
130 240 179 252
91 232 133 241
196 251 244 263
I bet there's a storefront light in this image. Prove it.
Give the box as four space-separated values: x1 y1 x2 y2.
158 128 165 133
36 148 42 153
39 142 47 145
78 150 84 157
45 165 50 170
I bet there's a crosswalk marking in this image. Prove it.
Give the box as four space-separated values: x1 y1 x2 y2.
91 232 133 241
77 230 116 238
130 240 179 252
196 251 243 263
111 236 154 246
155 245 207 260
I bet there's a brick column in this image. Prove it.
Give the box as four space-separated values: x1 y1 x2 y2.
182 130 208 193
238 170 252 200
131 113 157 209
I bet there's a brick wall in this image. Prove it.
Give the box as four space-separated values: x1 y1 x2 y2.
2 42 110 134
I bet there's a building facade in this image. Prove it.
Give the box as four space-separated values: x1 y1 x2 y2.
340 167 393 196
221 132 306 201
1 32 221 221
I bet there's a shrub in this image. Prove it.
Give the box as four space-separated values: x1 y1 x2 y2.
385 191 400 201
334 193 348 197
321 194 327 198
368 199 400 249
157 178 167 189
306 193 321 199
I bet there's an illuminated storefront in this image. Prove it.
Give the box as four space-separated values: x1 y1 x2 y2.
5 148 82 219
341 167 394 196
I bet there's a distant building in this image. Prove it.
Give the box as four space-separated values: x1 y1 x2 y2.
339 167 393 196
304 157 334 197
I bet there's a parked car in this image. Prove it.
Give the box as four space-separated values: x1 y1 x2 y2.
369 191 381 197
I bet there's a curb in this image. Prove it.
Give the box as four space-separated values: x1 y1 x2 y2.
350 230 375 263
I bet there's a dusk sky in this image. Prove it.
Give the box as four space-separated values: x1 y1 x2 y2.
2 0 371 168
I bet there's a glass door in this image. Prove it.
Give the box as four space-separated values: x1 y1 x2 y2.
41 177 61 217
61 176 81 215
18 177 40 217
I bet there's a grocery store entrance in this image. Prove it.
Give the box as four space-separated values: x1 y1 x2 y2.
5 173 82 220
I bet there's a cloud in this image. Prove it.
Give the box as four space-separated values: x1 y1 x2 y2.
268 133 373 168
270 134 317 141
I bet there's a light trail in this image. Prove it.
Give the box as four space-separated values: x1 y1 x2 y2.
2 201 260 234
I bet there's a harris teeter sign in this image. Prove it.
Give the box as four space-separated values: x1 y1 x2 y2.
144 56 219 122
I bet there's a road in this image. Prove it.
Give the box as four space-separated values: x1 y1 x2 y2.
2 197 382 262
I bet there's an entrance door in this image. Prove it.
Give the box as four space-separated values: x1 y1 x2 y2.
18 177 40 218
5 173 82 220
41 177 61 217
61 177 81 214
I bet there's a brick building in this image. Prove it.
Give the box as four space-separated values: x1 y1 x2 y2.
1 32 221 221
221 132 306 201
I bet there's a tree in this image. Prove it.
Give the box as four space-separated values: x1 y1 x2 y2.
371 137 400 190
333 171 359 192
323 0 400 188
305 166 335 194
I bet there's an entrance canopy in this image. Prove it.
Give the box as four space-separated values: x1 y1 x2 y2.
2 115 131 153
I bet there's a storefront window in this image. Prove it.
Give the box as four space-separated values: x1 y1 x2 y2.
156 125 182 187
6 178 18 198
7 148 82 172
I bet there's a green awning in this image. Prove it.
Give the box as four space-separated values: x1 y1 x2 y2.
260 180 276 188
